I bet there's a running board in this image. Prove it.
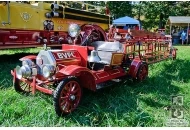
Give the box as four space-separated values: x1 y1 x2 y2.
96 79 121 90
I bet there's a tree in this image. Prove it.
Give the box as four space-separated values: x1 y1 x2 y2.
60 1 190 30
135 1 190 30
107 1 133 19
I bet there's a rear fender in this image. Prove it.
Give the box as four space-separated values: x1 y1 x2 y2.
128 59 142 78
59 65 96 91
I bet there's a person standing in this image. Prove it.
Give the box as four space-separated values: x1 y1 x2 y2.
181 30 187 45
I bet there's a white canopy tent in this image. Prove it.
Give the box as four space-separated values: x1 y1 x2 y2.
167 16 190 43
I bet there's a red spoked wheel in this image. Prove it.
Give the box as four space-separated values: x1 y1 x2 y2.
136 62 148 82
14 78 32 94
53 76 82 116
172 49 177 60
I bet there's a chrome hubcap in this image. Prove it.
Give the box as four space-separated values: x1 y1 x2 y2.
70 95 76 101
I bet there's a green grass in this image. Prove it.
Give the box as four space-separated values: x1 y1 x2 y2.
0 48 42 55
0 46 190 126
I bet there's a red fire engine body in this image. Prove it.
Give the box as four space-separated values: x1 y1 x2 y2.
10 15 177 117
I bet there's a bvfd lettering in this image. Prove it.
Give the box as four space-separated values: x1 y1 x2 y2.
57 52 76 59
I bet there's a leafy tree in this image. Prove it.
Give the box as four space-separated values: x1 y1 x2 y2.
107 1 133 19
58 1 190 30
134 1 190 30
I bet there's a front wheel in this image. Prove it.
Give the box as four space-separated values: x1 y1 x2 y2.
53 76 82 116
13 78 32 94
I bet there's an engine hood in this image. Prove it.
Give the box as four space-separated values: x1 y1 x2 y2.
36 49 81 69
51 50 81 62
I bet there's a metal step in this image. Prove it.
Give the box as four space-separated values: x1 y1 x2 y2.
96 79 121 90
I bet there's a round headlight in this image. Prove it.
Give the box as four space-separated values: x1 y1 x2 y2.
16 66 22 79
22 59 33 67
68 24 81 37
16 65 31 79
42 65 55 78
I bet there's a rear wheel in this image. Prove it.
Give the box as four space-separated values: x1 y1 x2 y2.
172 49 177 60
13 78 32 94
136 62 148 82
53 76 82 116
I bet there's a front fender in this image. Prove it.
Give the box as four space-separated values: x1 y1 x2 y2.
19 55 36 61
59 65 96 91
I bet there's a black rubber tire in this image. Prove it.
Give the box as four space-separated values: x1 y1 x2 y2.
53 76 83 117
13 78 32 94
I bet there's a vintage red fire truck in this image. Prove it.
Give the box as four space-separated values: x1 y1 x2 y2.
11 22 177 116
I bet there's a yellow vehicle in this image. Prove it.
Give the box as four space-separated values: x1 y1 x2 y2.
0 1 110 49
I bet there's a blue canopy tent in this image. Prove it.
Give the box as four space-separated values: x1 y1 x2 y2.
113 16 140 29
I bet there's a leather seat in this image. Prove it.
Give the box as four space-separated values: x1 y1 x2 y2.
91 41 123 64
91 41 123 52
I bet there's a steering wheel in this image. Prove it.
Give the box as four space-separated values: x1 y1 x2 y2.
81 31 101 46
80 25 102 46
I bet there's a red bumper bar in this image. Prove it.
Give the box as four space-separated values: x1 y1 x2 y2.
11 70 53 95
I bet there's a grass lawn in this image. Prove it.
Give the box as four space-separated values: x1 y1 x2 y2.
0 46 190 127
